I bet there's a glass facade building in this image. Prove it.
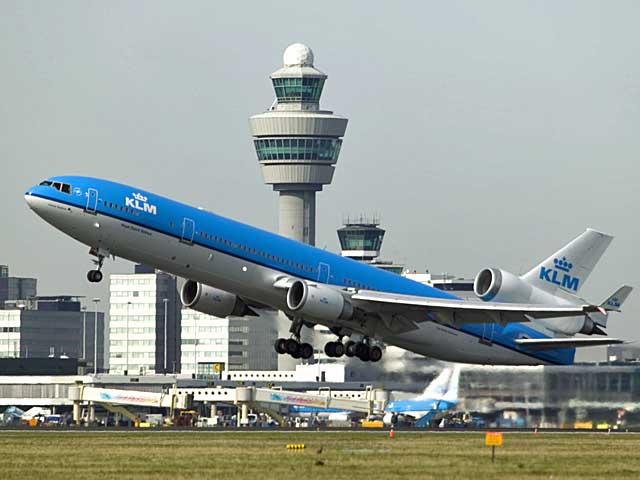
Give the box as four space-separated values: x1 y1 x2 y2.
0 308 104 369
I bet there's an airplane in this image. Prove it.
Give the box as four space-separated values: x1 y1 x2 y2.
383 365 460 427
24 176 631 366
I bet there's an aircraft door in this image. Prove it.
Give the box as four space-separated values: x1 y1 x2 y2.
181 218 195 244
86 188 98 213
317 262 330 283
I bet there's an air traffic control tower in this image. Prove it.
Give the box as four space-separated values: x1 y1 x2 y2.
249 44 348 246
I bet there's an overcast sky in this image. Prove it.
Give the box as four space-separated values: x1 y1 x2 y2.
1 1 637 361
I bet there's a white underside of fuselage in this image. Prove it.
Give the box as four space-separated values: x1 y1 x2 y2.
29 196 552 365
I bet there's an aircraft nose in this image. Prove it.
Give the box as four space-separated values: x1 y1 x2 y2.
24 188 37 210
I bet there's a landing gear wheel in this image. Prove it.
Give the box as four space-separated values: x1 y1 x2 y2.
369 346 383 362
356 343 371 362
284 338 300 356
274 338 287 355
299 343 314 360
355 342 369 358
87 270 103 283
333 342 345 358
345 341 356 358
324 342 336 357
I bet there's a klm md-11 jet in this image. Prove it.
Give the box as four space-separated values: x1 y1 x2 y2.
25 177 632 366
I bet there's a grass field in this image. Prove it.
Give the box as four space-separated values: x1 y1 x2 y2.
1 431 639 479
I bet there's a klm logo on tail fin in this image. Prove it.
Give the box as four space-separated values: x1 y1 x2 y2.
539 257 580 291
607 297 621 308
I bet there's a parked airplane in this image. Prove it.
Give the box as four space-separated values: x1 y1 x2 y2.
383 365 460 427
25 177 631 366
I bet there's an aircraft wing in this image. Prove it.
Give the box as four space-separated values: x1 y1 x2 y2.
350 290 604 332
514 337 624 350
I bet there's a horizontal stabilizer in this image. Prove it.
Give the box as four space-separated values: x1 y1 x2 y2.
515 337 624 350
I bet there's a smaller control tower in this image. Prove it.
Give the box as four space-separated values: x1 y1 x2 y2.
337 215 385 261
249 44 348 246
337 216 404 274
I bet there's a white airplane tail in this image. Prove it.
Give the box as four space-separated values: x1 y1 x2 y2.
415 368 452 400
520 228 613 295
415 365 461 402
589 285 634 327
441 365 461 403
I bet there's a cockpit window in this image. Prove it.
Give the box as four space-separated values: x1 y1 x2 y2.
44 181 72 194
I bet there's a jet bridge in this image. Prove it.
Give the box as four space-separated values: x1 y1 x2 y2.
190 386 387 426
68 385 189 424
68 384 387 427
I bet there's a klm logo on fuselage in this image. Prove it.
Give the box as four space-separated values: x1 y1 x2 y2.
125 192 157 215
539 256 579 291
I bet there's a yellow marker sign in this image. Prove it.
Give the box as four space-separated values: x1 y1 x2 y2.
286 444 306 450
485 432 503 446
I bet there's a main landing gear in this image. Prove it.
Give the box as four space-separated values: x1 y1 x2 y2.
274 337 314 360
87 253 105 283
274 317 313 360
325 338 382 362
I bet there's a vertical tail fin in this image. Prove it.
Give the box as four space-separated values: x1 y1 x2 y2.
415 367 453 400
589 285 634 327
601 285 633 312
521 228 613 294
441 365 461 403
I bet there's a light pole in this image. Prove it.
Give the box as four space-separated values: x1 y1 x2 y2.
81 306 87 360
193 314 198 377
92 298 100 375
126 301 131 375
163 298 168 374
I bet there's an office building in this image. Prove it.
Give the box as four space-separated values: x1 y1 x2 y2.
180 308 278 375
108 265 181 374
0 265 37 309
0 296 104 370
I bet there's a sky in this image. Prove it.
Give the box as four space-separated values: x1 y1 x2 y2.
1 1 638 361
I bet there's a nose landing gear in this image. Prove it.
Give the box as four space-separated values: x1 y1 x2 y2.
87 252 105 283
87 270 103 283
